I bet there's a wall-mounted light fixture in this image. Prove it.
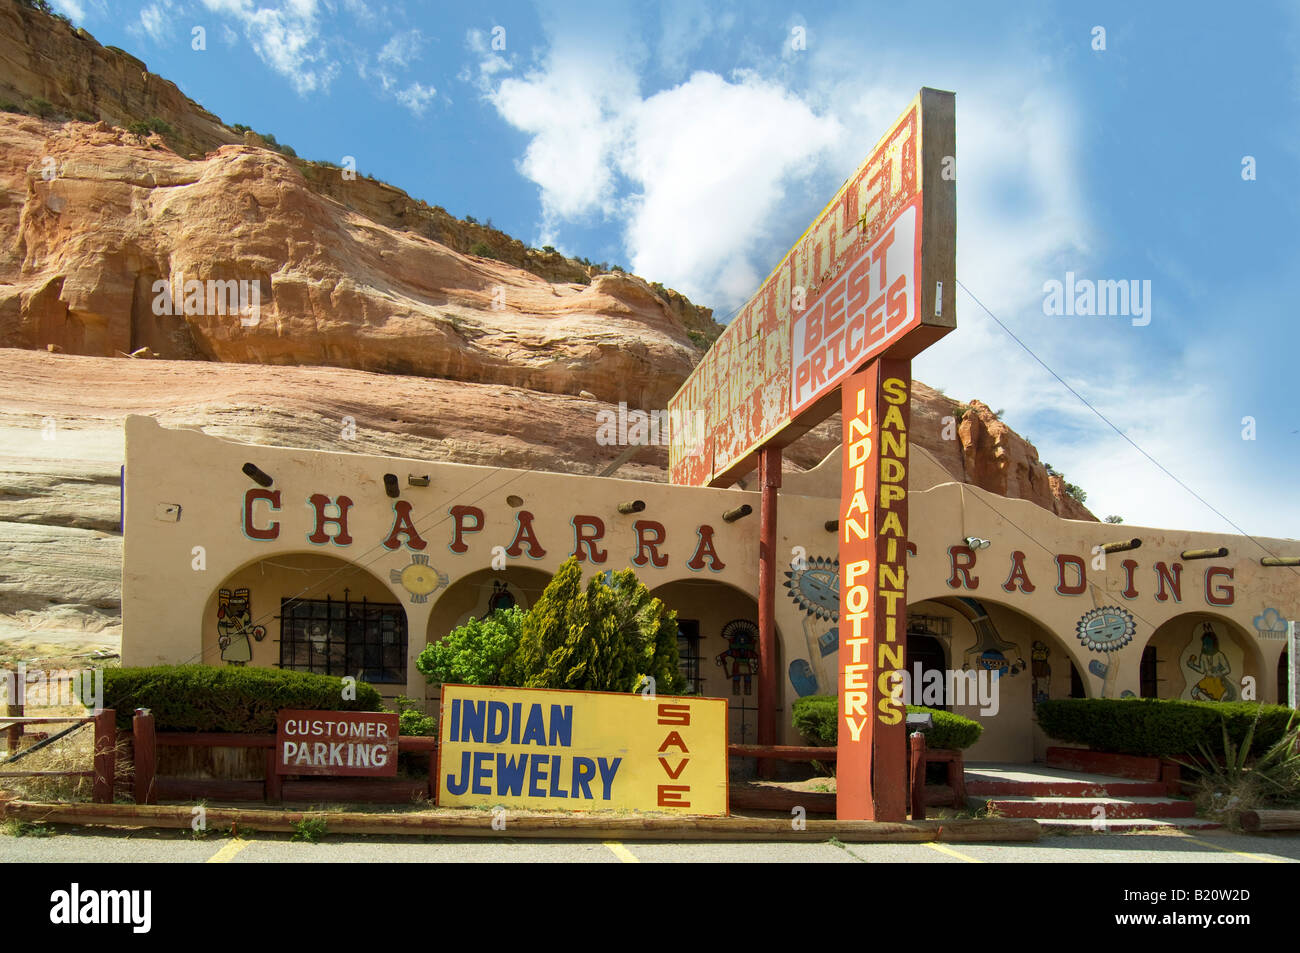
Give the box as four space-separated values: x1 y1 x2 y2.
383 473 400 499
722 504 753 523
964 536 991 550
242 462 273 487
407 474 430 487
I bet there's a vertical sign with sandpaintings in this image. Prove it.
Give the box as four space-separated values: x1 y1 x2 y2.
837 361 911 821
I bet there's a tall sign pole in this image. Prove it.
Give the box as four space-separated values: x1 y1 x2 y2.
666 88 955 822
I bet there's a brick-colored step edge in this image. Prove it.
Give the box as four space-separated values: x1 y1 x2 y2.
0 799 1040 843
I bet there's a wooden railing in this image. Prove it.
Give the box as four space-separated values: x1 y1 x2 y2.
130 710 439 804
0 710 116 803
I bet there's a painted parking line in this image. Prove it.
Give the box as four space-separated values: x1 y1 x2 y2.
923 842 982 863
206 839 250 863
603 841 640 863
1178 834 1286 864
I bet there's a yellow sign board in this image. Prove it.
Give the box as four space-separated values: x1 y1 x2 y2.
437 685 729 815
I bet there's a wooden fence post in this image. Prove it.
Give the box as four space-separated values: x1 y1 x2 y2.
5 694 21 758
92 709 115 803
132 709 156 805
909 731 927 821
264 747 283 803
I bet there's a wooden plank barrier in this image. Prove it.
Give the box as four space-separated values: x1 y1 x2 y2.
0 800 1041 842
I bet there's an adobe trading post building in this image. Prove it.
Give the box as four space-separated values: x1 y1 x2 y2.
121 88 1300 820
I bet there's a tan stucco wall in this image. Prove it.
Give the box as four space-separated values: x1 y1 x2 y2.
123 415 1300 759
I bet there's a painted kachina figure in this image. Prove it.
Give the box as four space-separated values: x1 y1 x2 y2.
483 580 517 618
217 587 267 665
715 620 759 696
1031 640 1052 705
1187 622 1235 701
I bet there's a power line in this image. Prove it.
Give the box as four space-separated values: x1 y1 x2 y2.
956 279 1296 573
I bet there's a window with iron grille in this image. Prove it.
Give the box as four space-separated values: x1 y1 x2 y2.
279 595 407 684
677 619 703 695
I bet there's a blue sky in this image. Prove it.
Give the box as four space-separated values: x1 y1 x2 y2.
53 0 1300 540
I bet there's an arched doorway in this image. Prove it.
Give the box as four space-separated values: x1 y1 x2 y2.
649 579 772 744
1142 612 1264 703
910 596 1082 763
203 552 407 691
424 566 553 644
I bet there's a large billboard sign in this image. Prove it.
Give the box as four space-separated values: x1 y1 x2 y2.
668 88 955 487
437 684 728 815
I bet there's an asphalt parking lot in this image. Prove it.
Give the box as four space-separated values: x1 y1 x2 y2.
1 826 1297 863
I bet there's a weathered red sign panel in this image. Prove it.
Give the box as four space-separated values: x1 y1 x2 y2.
668 88 955 487
275 709 399 777
837 359 912 821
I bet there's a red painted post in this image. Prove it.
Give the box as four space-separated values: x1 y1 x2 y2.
909 731 927 820
92 709 115 803
427 747 438 801
132 709 156 805
264 746 283 803
757 445 782 779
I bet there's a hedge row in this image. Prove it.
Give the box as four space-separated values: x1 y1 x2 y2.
791 695 983 750
1035 698 1297 758
90 665 384 732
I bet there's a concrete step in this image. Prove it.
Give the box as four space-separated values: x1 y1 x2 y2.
1038 816 1222 832
986 795 1197 820
968 778 1169 797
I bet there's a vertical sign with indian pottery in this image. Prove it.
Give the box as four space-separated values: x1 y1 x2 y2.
838 362 911 820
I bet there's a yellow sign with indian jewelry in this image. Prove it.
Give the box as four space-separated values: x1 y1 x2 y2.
437 684 729 815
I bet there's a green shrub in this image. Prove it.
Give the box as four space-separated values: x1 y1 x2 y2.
792 696 983 750
389 696 437 736
1 100 27 114
503 558 684 694
127 116 174 138
1035 698 1297 758
468 241 495 258
90 665 384 732
416 607 524 687
26 97 55 119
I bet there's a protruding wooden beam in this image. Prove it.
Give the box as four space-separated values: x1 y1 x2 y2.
241 462 273 487
383 473 400 498
1262 556 1300 567
722 504 753 523
616 500 646 515
825 519 839 532
1181 547 1228 560
1102 538 1142 554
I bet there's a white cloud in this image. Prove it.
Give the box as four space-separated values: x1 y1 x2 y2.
622 70 843 305
133 0 176 43
396 81 436 114
200 0 336 95
51 0 86 20
378 29 423 68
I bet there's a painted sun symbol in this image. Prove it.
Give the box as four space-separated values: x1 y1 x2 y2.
391 553 449 604
1076 606 1136 653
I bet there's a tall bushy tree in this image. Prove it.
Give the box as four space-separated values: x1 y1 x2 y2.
504 557 684 694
